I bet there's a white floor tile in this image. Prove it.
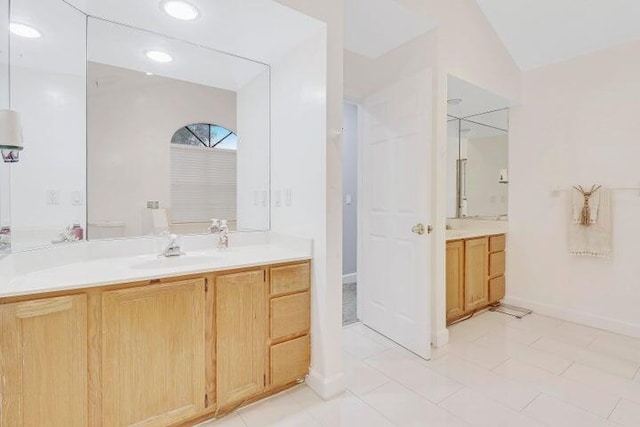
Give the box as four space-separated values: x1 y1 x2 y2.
542 321 601 348
507 313 564 336
445 340 511 370
365 349 463 403
439 388 543 427
344 356 391 396
610 399 640 426
342 326 390 359
292 389 394 427
474 324 543 346
448 313 509 342
563 363 640 405
361 381 472 427
428 355 539 411
197 413 247 427
494 359 619 418
238 388 316 427
532 337 640 379
523 394 619 427
588 331 640 365
475 332 573 374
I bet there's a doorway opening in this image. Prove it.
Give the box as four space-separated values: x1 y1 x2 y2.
342 101 359 326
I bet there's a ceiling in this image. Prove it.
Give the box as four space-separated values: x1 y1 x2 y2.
69 0 323 64
344 0 436 58
12 0 323 72
447 75 512 120
88 19 267 92
475 0 640 70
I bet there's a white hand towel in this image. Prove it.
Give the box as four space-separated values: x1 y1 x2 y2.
569 188 611 258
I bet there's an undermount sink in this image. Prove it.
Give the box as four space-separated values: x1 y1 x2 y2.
130 255 217 270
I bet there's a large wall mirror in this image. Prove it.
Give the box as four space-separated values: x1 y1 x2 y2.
86 18 270 239
447 76 510 219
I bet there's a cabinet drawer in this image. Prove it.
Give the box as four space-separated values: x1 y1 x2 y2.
489 251 505 277
270 263 310 296
489 275 506 302
271 292 310 340
270 335 310 386
489 234 506 252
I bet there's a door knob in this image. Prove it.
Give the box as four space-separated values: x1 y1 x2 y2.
412 224 432 235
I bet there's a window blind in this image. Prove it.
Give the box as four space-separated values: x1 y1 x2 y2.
170 144 237 224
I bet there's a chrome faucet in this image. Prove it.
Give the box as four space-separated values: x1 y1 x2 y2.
161 234 183 257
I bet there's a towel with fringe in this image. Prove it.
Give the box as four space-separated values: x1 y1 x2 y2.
568 187 611 258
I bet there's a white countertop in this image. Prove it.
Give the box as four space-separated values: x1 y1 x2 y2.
0 232 312 299
445 219 508 241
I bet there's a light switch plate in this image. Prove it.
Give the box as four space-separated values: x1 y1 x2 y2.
345 194 352 205
46 190 60 206
274 190 281 207
285 188 292 207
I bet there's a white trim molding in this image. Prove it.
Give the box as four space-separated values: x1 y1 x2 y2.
503 296 640 339
305 369 345 400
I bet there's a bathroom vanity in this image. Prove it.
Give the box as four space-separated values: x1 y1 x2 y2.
446 232 506 324
0 239 311 426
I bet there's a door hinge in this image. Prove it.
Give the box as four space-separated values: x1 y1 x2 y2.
205 393 209 407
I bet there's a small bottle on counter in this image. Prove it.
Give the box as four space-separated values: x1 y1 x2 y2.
71 224 84 240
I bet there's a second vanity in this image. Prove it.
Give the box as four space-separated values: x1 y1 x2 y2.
446 220 507 324
0 234 312 427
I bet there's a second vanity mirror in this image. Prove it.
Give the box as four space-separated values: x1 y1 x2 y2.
87 18 270 239
447 76 510 219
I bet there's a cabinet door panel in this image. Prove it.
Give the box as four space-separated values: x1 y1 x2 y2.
464 238 489 312
270 334 310 386
270 292 310 340
446 241 465 322
0 295 87 427
102 279 205 427
270 263 310 296
216 270 266 407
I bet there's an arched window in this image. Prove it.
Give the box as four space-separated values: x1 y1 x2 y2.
170 123 237 225
171 123 238 150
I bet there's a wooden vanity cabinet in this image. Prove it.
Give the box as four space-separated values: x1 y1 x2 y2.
268 263 311 388
101 278 206 427
215 269 267 408
0 295 88 426
446 234 506 324
0 260 311 427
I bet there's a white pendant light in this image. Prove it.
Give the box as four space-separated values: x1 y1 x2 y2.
0 110 24 163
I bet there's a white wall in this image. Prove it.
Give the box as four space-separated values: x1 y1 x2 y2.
508 38 640 337
274 0 344 399
342 102 358 278
87 65 237 237
466 134 508 217
237 70 271 231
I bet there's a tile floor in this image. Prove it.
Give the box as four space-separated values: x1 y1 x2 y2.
342 282 358 326
200 311 640 426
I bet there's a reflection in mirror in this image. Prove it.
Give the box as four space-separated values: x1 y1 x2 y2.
7 0 86 251
87 18 270 239
447 75 510 219
0 0 8 254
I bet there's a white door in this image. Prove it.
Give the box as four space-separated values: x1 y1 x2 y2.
359 69 432 359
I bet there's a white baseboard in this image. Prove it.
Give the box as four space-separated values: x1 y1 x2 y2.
503 296 640 339
431 327 449 349
305 369 346 400
342 273 357 285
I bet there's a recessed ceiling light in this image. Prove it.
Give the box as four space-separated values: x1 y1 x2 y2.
161 0 199 21
145 50 173 63
447 98 463 105
145 72 154 76
9 22 42 39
